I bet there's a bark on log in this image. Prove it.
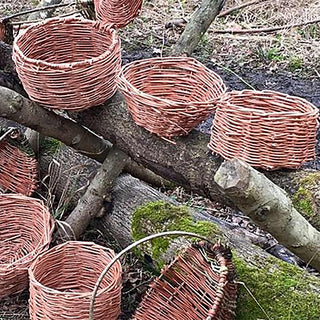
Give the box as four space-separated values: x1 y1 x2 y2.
214 159 320 271
28 0 63 21
171 0 225 55
74 92 320 229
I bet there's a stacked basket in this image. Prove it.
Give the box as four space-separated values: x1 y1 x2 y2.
0 194 54 299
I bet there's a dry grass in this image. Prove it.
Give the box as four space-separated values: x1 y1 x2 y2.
120 0 320 75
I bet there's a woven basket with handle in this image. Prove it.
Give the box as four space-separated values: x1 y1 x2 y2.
29 241 122 320
89 231 237 320
117 57 227 138
209 90 319 170
0 194 54 299
13 17 121 111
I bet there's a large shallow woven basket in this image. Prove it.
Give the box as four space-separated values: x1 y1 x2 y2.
0 194 54 299
95 0 142 28
209 90 319 170
29 241 122 320
117 57 227 138
0 136 37 196
12 17 121 111
133 242 237 320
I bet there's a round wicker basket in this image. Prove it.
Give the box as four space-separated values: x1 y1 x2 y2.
209 90 319 170
0 139 37 196
12 17 121 111
133 242 237 320
29 241 122 320
94 0 142 28
117 57 227 138
0 194 54 299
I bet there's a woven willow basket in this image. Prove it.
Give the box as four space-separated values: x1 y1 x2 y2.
0 138 37 196
12 17 121 111
95 0 142 28
133 242 237 320
0 194 54 299
209 90 319 170
89 232 237 320
117 57 227 138
29 241 122 320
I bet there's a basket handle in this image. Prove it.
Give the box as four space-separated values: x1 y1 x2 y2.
89 231 213 320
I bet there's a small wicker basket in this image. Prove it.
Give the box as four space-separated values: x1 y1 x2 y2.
117 57 227 138
12 17 121 111
0 194 54 299
94 0 142 28
209 90 319 170
29 241 122 320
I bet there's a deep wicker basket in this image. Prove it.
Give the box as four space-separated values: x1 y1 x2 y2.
12 17 121 111
0 194 54 299
94 0 142 28
29 241 122 320
117 57 227 138
0 137 37 196
209 90 319 170
133 242 237 320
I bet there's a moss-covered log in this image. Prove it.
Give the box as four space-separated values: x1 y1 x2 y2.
130 201 320 320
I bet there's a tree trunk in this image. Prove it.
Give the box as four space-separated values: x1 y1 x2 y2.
214 159 320 271
171 0 225 55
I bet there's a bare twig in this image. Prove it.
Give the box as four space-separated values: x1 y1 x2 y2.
2 2 75 21
214 17 320 34
217 0 269 18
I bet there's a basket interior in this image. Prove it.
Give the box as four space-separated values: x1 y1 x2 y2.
124 60 225 105
0 199 46 265
32 244 119 293
16 20 114 64
225 91 314 115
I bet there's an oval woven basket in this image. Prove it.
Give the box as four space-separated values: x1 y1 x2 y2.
0 194 54 299
117 57 227 138
29 241 122 320
133 242 237 320
12 17 121 111
209 90 319 170
0 139 37 196
94 0 142 28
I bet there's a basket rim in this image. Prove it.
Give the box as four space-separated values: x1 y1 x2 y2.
29 241 121 297
13 17 119 70
0 194 54 269
117 56 227 107
219 89 319 117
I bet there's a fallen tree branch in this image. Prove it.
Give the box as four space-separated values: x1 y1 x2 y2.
214 17 320 34
214 159 320 271
56 146 129 240
171 0 225 55
2 2 73 21
28 0 63 21
217 0 269 19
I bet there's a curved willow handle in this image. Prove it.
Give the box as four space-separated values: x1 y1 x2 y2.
89 231 212 320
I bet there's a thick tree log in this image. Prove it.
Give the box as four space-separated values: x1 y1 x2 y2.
57 146 128 240
171 0 225 55
74 92 320 229
214 159 320 271
94 174 320 320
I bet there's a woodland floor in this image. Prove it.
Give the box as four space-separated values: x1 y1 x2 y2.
0 0 320 319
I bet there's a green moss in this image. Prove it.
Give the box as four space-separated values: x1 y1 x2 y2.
292 173 320 229
235 254 320 320
131 201 221 267
40 137 61 156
